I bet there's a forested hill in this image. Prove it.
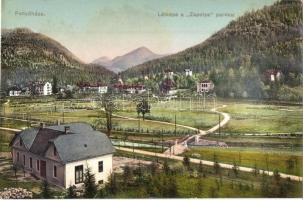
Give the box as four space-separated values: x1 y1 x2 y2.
122 0 303 100
1 28 115 90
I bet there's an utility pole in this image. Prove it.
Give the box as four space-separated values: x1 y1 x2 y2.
218 114 221 135
179 96 181 111
62 103 65 124
122 94 124 111
174 114 177 136
203 90 206 110
138 118 140 133
161 129 164 152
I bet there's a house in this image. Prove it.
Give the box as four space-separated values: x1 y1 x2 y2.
8 86 22 96
264 69 282 82
197 80 214 93
77 82 108 94
43 82 52 95
29 82 52 96
184 69 192 77
164 69 174 79
10 123 115 188
112 84 146 94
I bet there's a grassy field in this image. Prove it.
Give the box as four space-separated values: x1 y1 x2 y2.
183 147 303 176
217 101 303 134
116 109 219 130
113 150 303 198
202 135 303 152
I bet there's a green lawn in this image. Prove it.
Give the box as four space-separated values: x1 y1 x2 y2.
183 147 303 176
218 102 303 134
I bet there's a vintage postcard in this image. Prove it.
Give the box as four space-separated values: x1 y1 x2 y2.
0 0 302 199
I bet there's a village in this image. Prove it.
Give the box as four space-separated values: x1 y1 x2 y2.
1 0 302 198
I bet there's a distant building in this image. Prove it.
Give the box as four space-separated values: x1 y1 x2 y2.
197 80 214 93
184 69 193 77
10 123 115 188
29 81 52 96
265 69 282 82
77 82 108 94
112 84 146 94
8 86 22 97
164 69 174 79
43 82 52 95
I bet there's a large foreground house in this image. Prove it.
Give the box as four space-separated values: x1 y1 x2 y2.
10 123 115 188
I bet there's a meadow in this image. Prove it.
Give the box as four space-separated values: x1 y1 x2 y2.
182 147 303 176
217 100 303 134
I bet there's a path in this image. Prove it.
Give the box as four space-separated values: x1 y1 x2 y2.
163 105 230 155
117 146 303 182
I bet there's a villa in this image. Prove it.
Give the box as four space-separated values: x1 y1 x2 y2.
10 123 115 188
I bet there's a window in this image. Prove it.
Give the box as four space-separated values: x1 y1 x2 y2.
37 160 40 171
29 157 32 168
53 165 57 178
53 146 57 156
17 152 19 161
23 155 25 166
98 161 103 173
98 180 104 185
75 165 83 184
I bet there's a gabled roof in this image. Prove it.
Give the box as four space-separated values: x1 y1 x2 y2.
19 128 40 149
54 131 114 163
11 123 115 163
29 128 63 156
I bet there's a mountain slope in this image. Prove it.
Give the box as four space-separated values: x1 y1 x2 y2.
122 0 303 100
92 47 165 73
1 28 115 89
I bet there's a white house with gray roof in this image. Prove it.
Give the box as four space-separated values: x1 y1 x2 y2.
10 123 115 188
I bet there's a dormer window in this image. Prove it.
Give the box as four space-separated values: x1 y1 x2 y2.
53 146 57 156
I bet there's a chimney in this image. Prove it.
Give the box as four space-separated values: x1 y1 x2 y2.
64 126 70 134
40 122 45 128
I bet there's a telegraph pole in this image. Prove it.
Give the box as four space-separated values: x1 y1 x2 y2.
62 103 65 124
218 114 221 135
174 114 177 136
203 90 206 110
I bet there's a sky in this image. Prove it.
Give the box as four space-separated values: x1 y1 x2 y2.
1 0 276 63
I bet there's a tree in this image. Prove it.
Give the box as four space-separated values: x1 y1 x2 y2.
183 155 190 170
66 185 77 198
52 76 58 94
41 180 51 199
163 159 170 175
253 161 259 176
83 167 97 198
123 165 133 186
100 94 117 136
150 161 158 175
232 160 239 177
136 98 150 120
213 161 221 175
106 173 118 195
286 158 295 172
198 161 204 175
